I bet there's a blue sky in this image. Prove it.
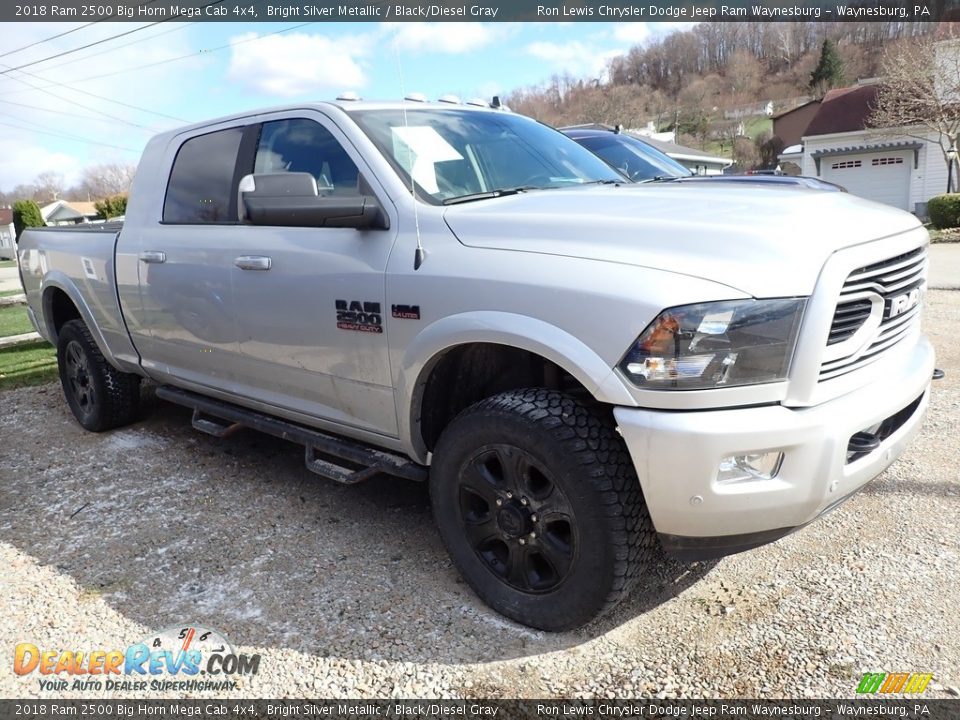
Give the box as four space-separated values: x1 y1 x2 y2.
0 21 690 189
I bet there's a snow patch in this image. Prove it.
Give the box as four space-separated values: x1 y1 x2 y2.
103 429 166 453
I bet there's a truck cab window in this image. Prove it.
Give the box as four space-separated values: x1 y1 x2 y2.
163 127 244 223
255 119 360 196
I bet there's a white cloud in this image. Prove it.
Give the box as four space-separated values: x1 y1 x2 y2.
526 41 623 81
0 138 84 190
612 23 652 45
227 32 372 97
0 22 196 190
383 23 497 54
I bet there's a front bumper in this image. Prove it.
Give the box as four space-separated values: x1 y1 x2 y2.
614 335 935 560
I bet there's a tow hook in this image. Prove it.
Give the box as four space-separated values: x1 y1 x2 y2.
933 368 945 380
848 431 881 455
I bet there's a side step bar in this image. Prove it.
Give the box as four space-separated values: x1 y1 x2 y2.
155 385 427 485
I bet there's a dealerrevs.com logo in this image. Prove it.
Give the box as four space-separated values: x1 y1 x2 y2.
14 625 260 692
856 672 933 694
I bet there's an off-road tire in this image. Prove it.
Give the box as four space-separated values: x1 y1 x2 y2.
57 319 141 432
430 388 657 631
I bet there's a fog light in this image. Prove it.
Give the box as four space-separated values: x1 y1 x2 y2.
717 451 784 484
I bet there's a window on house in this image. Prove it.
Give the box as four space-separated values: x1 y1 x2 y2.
872 157 904 166
831 160 862 170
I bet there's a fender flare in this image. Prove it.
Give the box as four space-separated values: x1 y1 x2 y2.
396 311 638 462
39 273 121 368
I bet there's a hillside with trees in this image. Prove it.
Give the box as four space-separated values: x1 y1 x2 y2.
507 21 943 169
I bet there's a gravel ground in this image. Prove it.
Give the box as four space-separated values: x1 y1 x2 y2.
1 290 958 700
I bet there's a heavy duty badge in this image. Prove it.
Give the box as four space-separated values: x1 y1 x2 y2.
335 300 383 333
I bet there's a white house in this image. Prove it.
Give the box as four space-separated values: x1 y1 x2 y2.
781 33 960 216
637 135 732 176
40 200 101 226
786 83 946 216
0 207 15 260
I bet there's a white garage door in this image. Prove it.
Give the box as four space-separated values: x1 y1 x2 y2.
822 151 911 210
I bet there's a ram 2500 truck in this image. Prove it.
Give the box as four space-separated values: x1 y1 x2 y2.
18 100 934 630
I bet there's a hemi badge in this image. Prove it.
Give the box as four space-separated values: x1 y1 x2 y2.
392 304 420 320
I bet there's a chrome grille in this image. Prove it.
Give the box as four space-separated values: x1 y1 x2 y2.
819 246 926 381
827 299 872 345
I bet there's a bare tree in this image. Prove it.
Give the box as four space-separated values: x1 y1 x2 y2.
33 171 65 203
869 36 960 173
72 163 137 201
11 182 40 203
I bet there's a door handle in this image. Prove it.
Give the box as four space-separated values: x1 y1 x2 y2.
139 251 166 264
234 255 272 271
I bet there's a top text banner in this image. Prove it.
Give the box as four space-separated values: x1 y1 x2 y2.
2 0 956 22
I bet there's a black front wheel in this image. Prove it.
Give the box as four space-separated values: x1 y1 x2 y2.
430 388 657 631
57 319 141 432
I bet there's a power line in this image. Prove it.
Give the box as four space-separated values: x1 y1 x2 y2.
0 108 141 148
0 70 161 131
1 98 141 126
0 12 308 131
21 22 193 76
63 22 317 86
0 23 99 61
0 1 222 76
0 1 165 61
0 22 167 76
0 57 191 125
0 118 139 153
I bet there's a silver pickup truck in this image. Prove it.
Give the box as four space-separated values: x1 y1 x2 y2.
18 100 935 630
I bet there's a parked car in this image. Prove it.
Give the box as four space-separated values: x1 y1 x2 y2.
678 174 846 191
561 125 845 191
18 100 932 631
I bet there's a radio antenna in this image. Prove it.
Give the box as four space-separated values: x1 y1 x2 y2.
393 37 426 270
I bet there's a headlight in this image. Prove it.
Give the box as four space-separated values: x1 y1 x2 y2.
619 298 806 390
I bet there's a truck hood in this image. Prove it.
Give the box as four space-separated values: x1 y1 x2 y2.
442 184 923 297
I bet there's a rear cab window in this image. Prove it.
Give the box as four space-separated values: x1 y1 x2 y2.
163 127 246 224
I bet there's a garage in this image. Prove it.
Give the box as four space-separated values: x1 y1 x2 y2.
821 150 912 209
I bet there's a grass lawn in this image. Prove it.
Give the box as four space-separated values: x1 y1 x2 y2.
0 305 34 337
0 341 56 390
0 289 23 297
743 116 773 140
0 260 16 269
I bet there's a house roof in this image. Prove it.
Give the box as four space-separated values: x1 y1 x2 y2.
68 201 100 217
804 84 881 137
771 99 820 121
41 200 101 221
631 134 731 164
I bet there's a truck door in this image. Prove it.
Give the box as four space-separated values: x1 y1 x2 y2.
123 124 254 392
229 114 399 437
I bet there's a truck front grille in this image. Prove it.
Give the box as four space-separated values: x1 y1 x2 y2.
819 246 926 382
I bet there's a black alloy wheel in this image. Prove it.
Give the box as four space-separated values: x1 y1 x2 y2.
457 444 577 593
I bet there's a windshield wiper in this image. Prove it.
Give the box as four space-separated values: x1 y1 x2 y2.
581 179 620 186
442 186 537 205
638 175 684 184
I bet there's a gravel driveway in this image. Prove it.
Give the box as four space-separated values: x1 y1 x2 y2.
1 290 958 700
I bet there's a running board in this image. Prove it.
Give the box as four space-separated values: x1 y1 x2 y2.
156 385 427 484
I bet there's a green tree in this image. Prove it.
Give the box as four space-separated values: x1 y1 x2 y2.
94 194 128 220
12 199 44 242
810 39 845 96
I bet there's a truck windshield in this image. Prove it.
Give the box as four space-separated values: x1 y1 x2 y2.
348 108 623 204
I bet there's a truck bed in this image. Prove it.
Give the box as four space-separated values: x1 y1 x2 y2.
18 224 134 368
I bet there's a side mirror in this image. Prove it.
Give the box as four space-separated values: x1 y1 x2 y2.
238 172 388 229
